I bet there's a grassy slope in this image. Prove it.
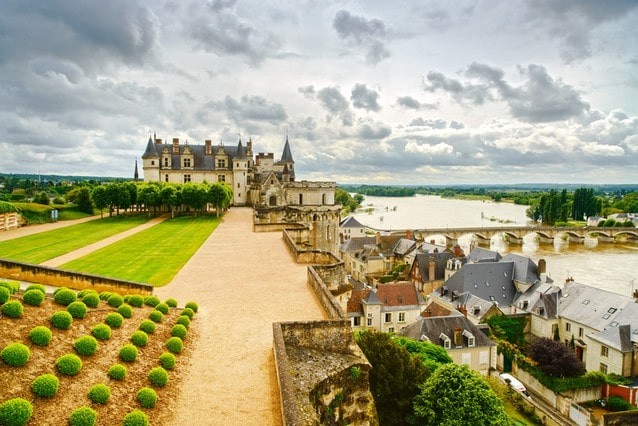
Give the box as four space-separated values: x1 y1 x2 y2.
61 216 220 286
0 216 150 263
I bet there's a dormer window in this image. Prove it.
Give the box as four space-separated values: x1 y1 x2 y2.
463 330 475 348
217 159 226 168
183 158 191 168
164 158 169 167
440 333 451 349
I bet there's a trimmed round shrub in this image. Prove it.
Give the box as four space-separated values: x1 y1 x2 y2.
107 364 127 380
165 298 178 308
105 312 124 328
74 335 98 356
122 410 148 426
67 301 88 319
137 387 158 408
185 301 198 313
56 353 83 376
176 315 190 328
82 293 100 308
144 295 160 308
99 291 112 301
171 324 188 339
68 406 97 426
159 352 176 370
54 288 77 306
92 324 111 341
181 307 194 319
0 398 33 426
119 344 138 363
138 320 155 334
123 294 130 303
53 287 65 295
107 294 123 308
25 284 46 294
0 280 19 293
166 337 184 354
148 366 169 387
155 302 169 314
31 374 60 398
29 326 53 346
148 310 163 323
22 289 45 306
117 304 133 319
51 310 73 329
128 294 144 308
130 331 148 347
77 289 91 298
0 286 10 304
1 342 30 367
88 383 111 404
1 300 24 318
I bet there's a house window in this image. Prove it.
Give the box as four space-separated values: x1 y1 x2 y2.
164 158 169 167
164 174 169 182
217 159 226 168
443 340 451 349
579 327 584 338
183 158 191 167
600 363 608 374
565 323 571 332
299 194 303 205
237 183 240 188
601 346 609 357
479 351 489 366
367 318 372 327
183 174 191 183
218 175 225 182
388 327 394 333
353 317 361 326
461 352 471 365
398 312 406 323
384 313 392 323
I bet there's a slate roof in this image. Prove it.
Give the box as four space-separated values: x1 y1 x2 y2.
557 282 632 331
142 136 158 159
393 238 417 256
412 252 455 282
281 136 294 163
400 315 496 348
444 261 518 306
501 253 539 285
340 216 365 229
339 236 376 253
468 247 502 263
153 142 241 171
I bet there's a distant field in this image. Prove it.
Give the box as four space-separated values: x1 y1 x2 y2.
61 216 220 286
0 216 150 264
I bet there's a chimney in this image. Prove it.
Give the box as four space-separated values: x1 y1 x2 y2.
247 138 253 156
154 138 162 144
205 140 212 155
430 239 436 245
458 304 468 317
406 229 412 240
172 138 180 154
428 259 436 281
375 232 381 245
453 326 463 347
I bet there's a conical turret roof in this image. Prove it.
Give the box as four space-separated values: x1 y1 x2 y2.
142 135 159 159
280 136 294 163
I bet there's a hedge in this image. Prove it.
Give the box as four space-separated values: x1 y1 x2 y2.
138 320 156 334
185 301 198 313
176 315 190 328
128 294 144 308
22 289 45 306
29 326 53 346
144 295 160 308
107 294 123 308
68 406 97 426
130 331 149 347
82 293 100 308
118 304 133 319
25 284 46 294
1 300 24 318
31 374 60 398
1 342 30 367
165 298 178 308
0 398 33 426
181 307 194 319
0 280 19 293
155 302 169 315
159 352 176 370
148 310 163 323
166 337 184 354
171 324 188 339
0 286 10 304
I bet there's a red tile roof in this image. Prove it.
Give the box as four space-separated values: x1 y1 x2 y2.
376 282 420 306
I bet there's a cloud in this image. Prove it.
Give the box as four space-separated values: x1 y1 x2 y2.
332 10 390 65
356 119 391 140
408 118 447 129
405 141 454 155
212 95 288 124
298 85 316 99
316 86 354 126
396 96 437 110
423 71 491 105
351 83 381 112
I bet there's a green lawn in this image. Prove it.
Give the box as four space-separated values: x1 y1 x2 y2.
0 216 150 264
61 216 220 286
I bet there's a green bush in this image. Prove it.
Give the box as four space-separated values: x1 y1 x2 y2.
99 291 112 301
107 294 123 308
118 304 133 319
119 344 138 363
31 374 60 398
155 302 169 314
68 406 97 426
88 384 111 404
29 325 53 346
181 307 194 319
138 320 156 334
159 352 176 370
1 300 24 318
105 312 124 328
128 294 144 308
165 298 178 308
22 289 45 306
144 295 160 307
148 366 169 387
0 398 33 426
107 364 127 380
1 342 30 367
54 288 77 306
148 310 163 323
171 324 188 339
176 315 190 328
56 353 83 376
608 396 633 412
51 310 73 329
166 337 184 354
137 387 158 409
91 324 111 341
82 293 100 308
74 335 98 356
25 284 46 294
122 410 149 426
185 301 198 313
0 280 19 293
0 286 10 304
67 301 88 319
130 331 149 347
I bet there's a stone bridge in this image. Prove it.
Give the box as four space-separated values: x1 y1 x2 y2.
371 226 638 246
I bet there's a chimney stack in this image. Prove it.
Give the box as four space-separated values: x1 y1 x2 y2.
538 259 546 274
205 140 212 155
375 232 381 245
406 229 412 240
172 138 180 154
428 259 436 281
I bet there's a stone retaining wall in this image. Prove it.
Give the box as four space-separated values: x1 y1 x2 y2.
307 267 345 320
0 258 153 295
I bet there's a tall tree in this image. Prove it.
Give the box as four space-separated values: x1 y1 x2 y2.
91 186 109 218
526 337 585 378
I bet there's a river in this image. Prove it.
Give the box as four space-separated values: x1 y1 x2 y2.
351 194 638 297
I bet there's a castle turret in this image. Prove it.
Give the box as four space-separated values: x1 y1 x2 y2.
232 137 249 206
141 135 160 182
280 136 295 181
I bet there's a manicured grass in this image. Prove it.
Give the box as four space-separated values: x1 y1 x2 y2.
0 216 151 264
56 209 94 221
61 216 220 286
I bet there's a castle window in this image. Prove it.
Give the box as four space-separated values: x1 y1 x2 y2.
183 174 191 183
601 345 609 357
183 158 191 168
164 158 169 167
151 161 155 165
269 196 277 206
600 363 608 374
322 193 326 204
218 175 225 182
237 183 240 188
164 174 169 182
217 159 226 168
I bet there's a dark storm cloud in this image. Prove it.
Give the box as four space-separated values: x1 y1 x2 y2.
332 10 390 65
351 84 381 112
214 95 288 123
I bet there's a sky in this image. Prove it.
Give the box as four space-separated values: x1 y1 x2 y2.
1 0 637 185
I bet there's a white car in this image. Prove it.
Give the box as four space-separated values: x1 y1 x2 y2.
499 373 532 400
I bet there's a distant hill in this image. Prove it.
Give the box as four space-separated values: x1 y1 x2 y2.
0 173 127 183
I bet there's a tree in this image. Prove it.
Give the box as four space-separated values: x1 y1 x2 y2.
75 187 94 214
355 331 429 425
138 184 161 216
91 186 109 218
526 337 585 378
393 337 452 373
181 183 209 214
33 191 50 205
487 315 527 347
208 183 232 217
412 363 510 426
160 185 179 218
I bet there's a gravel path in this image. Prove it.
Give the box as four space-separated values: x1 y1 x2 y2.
155 207 327 425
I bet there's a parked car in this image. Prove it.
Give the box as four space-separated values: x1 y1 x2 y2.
499 373 532 400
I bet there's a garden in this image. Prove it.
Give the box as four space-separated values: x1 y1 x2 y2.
0 280 198 425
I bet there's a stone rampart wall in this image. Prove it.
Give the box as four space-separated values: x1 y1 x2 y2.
0 258 153 295
603 411 638 425
308 267 345 320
